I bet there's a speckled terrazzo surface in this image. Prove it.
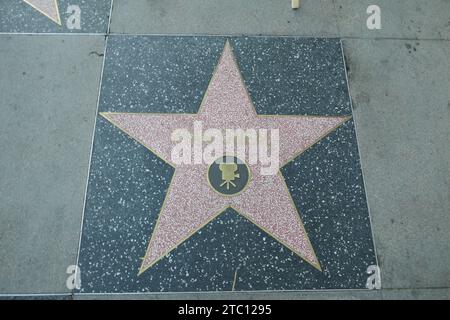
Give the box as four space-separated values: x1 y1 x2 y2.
0 0 111 33
77 36 376 293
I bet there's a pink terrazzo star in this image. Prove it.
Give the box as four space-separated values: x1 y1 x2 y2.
23 0 61 25
101 41 350 275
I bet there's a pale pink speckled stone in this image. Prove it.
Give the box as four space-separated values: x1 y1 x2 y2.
23 0 60 23
102 42 348 273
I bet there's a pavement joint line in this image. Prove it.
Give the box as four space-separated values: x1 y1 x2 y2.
72 288 380 295
0 32 448 42
0 32 107 36
339 39 380 271
0 293 71 297
382 288 450 291
1 288 448 297
1 287 449 297
107 0 114 35
72 0 114 297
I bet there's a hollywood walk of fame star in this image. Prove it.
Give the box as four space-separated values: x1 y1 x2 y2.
101 41 350 275
23 0 61 25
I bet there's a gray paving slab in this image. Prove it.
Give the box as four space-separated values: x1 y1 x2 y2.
382 288 450 300
335 0 450 40
0 35 105 294
342 38 450 289
0 294 72 300
109 0 339 36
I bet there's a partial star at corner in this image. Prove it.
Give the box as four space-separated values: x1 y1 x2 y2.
23 0 61 25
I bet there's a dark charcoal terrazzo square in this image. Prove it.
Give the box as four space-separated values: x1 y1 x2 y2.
77 36 376 293
0 0 111 33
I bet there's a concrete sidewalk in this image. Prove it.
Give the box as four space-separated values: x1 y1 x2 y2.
0 0 448 299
